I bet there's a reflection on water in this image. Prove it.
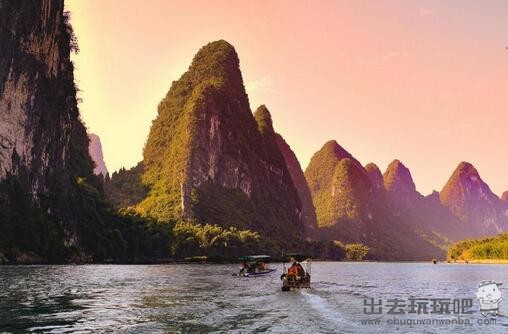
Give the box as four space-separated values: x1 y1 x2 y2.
0 263 507 333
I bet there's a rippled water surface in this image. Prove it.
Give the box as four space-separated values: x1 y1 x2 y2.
1 263 508 333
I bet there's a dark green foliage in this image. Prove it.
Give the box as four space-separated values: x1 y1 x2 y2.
0 177 63 262
104 163 148 208
448 234 508 261
192 183 256 231
300 240 346 260
71 177 126 262
193 181 301 245
108 209 173 262
0 172 167 263
191 182 307 255
0 174 270 263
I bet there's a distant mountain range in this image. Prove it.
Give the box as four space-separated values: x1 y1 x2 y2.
2 1 506 262
305 141 444 260
104 40 508 260
305 140 508 259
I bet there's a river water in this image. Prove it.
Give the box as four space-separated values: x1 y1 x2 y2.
0 263 507 333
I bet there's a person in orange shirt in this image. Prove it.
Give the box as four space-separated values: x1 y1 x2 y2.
288 262 300 277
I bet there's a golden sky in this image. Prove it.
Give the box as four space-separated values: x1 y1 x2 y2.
66 0 508 196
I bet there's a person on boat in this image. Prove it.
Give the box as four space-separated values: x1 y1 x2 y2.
288 261 300 277
257 262 266 271
296 262 305 276
247 263 256 273
239 261 249 275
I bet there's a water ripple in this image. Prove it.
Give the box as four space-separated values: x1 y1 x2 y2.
0 263 507 333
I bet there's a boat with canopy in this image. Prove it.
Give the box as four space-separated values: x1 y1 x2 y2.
233 255 276 277
280 254 311 291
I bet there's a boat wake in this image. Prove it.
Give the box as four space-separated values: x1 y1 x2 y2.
301 290 341 325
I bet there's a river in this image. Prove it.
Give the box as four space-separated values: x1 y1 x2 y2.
1 262 507 333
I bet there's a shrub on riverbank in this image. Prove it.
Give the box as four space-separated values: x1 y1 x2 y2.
448 233 508 261
344 243 370 261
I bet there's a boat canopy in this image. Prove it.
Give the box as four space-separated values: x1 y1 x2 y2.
284 254 311 262
238 255 271 261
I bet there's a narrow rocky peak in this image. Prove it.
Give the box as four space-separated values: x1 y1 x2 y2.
364 163 384 192
439 161 507 235
251 104 287 173
323 140 361 164
440 161 498 206
332 158 372 202
88 134 108 177
179 39 247 102
383 159 418 196
190 40 240 77
112 40 305 241
254 105 275 136
305 140 364 194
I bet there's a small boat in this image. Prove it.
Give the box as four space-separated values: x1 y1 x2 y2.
280 254 312 291
233 255 276 277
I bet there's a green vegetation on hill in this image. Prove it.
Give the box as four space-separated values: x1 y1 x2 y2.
305 141 370 227
106 40 305 253
104 163 148 208
0 177 62 262
0 173 162 263
448 234 508 261
330 158 372 220
2 4 319 263
138 40 248 221
0 173 268 263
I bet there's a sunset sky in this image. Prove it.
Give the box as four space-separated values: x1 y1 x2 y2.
66 0 508 196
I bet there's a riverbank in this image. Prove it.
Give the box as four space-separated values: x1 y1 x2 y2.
450 259 508 264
